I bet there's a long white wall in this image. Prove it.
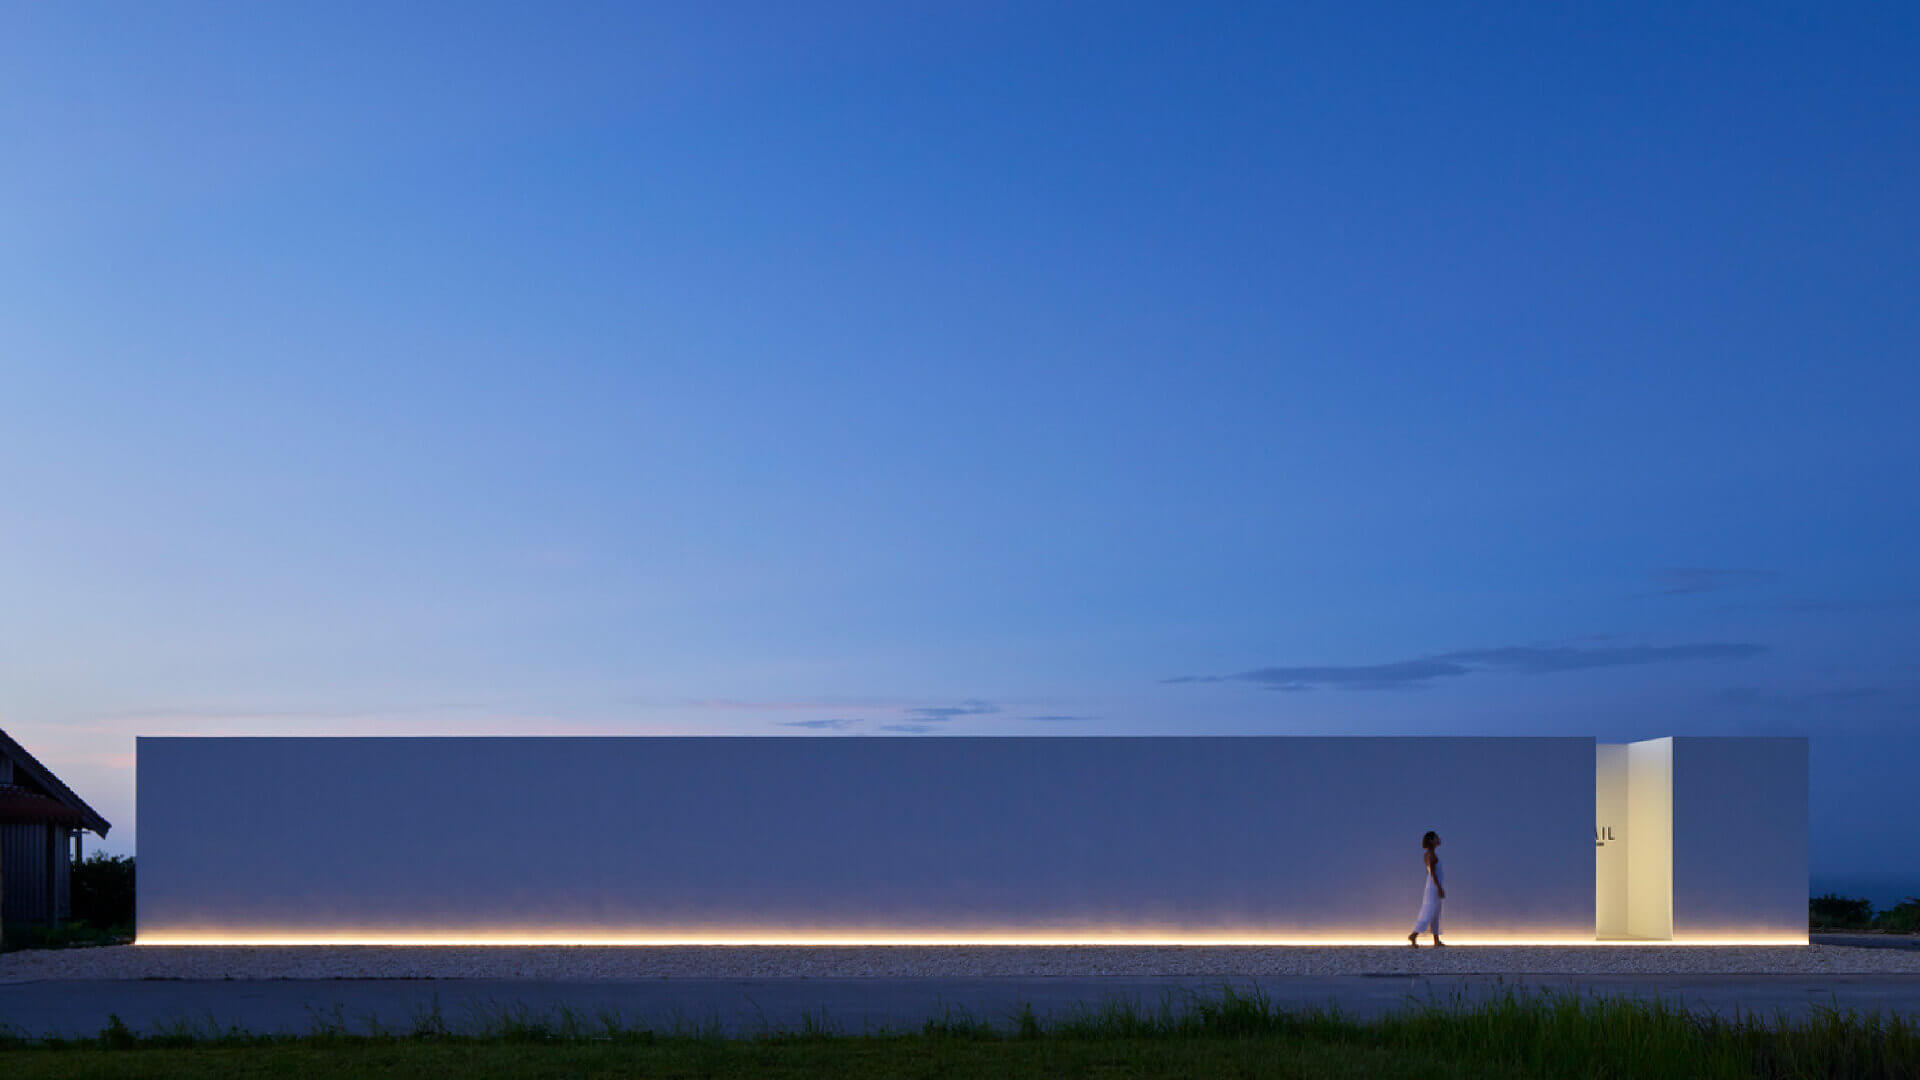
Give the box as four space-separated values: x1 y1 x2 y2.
136 737 1598 943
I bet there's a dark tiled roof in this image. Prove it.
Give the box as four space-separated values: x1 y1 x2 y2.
0 727 111 835
0 783 92 827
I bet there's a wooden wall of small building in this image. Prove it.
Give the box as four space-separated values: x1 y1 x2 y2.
55 825 70 920
1 822 70 924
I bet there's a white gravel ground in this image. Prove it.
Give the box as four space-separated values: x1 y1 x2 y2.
5 944 1920 982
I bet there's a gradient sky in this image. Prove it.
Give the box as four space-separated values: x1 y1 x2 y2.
2 3 1916 900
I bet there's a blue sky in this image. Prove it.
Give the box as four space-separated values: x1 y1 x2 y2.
2 3 1916 897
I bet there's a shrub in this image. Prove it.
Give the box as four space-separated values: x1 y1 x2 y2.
1873 897 1920 934
1810 893 1875 930
0 921 128 953
71 852 135 928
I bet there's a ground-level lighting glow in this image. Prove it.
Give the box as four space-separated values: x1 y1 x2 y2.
133 930 1810 947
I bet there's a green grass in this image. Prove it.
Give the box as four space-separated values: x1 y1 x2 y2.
2 986 1917 1079
0 1037 1476 1079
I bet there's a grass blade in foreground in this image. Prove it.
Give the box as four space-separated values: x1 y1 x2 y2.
1 986 1915 1078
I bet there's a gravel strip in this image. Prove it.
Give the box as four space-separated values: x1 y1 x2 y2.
6 945 1920 982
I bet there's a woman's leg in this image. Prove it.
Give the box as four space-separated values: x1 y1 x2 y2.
1411 892 1438 942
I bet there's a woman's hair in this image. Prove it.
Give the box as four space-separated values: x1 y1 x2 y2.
1422 831 1440 849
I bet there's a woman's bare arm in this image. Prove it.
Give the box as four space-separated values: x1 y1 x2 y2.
1427 849 1445 900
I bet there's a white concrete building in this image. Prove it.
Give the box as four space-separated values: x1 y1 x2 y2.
135 736 1806 945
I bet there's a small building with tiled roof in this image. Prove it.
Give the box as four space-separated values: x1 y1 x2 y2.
1 727 111 930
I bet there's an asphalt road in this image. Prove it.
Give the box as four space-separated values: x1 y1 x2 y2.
1812 933 1920 951
4 974 1919 1039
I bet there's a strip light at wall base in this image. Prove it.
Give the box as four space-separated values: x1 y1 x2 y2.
132 932 1811 948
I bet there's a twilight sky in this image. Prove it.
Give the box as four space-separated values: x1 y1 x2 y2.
2 3 1915 897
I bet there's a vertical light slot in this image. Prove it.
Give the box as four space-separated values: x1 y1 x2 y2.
1594 743 1629 938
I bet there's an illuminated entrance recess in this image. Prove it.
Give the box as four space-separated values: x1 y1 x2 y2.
1593 737 1807 942
134 736 1807 947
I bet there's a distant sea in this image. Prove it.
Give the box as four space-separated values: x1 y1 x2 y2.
1811 876 1918 910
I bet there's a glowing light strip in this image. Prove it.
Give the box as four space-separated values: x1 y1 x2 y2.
134 931 1811 947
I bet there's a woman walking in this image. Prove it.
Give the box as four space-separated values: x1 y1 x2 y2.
1408 830 1445 947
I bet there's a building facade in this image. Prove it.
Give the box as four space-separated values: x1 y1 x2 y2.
135 735 1807 945
1 728 112 934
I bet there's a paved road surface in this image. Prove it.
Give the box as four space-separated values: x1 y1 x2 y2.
1813 934 1920 951
4 974 1919 1039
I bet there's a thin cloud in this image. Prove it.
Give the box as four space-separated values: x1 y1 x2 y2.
775 718 862 731
1639 567 1780 597
644 697 907 711
1441 643 1765 673
1229 659 1471 692
93 702 491 721
1167 642 1766 692
1023 714 1097 722
878 723 935 734
905 699 1001 722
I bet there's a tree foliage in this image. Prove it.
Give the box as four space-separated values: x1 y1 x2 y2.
71 852 134 929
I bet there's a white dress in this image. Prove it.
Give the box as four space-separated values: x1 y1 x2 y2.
1412 854 1442 934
